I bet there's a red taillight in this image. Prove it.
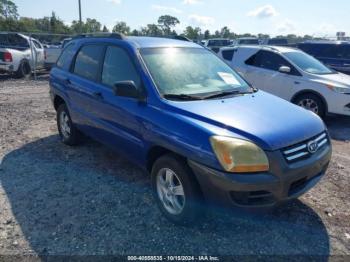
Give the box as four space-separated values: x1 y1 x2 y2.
4 52 12 62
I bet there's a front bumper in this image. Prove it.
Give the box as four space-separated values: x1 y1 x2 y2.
327 92 350 116
188 142 332 209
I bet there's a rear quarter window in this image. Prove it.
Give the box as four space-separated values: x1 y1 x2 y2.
56 43 76 69
221 49 235 61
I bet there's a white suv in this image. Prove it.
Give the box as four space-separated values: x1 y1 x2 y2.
218 45 350 117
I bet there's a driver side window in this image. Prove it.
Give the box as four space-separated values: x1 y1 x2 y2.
246 50 300 75
101 46 141 88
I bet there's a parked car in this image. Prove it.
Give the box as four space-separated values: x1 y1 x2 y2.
44 45 62 70
203 38 231 53
0 33 45 78
44 38 73 70
261 38 289 46
50 35 332 224
298 41 350 75
218 45 350 118
234 37 260 46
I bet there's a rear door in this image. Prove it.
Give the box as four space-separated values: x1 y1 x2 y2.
65 43 107 136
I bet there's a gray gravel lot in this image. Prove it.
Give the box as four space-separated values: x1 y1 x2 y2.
0 74 349 258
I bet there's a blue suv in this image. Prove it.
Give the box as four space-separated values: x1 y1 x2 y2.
50 34 332 224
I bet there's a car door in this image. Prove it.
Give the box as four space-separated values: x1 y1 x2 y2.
245 50 302 100
91 44 145 160
243 50 269 88
31 39 45 69
65 43 107 137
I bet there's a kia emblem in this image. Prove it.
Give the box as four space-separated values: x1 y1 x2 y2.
307 140 319 154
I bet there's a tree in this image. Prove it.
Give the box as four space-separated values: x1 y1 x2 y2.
0 0 18 20
157 15 179 35
85 18 101 32
220 26 230 38
112 21 130 35
130 29 140 36
204 30 210 39
102 25 109 32
141 24 162 36
183 26 201 40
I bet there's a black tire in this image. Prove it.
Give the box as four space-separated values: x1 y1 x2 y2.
57 104 82 146
16 60 31 79
151 154 204 225
293 93 326 118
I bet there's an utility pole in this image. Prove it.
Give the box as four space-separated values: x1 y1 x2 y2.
78 0 82 33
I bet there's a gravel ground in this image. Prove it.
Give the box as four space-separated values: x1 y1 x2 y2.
0 74 349 258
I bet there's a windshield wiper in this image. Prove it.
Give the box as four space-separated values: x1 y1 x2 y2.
201 90 244 100
163 93 204 101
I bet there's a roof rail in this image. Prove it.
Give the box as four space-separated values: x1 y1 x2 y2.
72 32 125 40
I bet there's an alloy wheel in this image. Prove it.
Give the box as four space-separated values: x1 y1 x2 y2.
156 168 185 215
298 98 319 114
59 111 71 139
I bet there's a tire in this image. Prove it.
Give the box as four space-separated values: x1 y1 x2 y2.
57 104 82 146
151 154 204 225
16 60 31 79
293 93 326 118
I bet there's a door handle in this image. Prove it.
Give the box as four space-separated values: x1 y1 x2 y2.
92 91 103 99
64 78 71 85
294 81 300 85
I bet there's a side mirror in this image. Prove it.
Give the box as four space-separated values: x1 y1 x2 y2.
279 66 291 74
112 81 144 100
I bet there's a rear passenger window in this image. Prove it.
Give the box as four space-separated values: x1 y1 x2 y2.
73 45 104 81
56 43 75 69
222 49 235 61
102 46 141 88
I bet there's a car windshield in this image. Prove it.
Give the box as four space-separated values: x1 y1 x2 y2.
240 39 259 45
284 51 334 75
207 40 230 46
141 47 251 98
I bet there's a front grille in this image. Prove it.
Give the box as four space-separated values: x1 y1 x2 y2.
282 132 328 163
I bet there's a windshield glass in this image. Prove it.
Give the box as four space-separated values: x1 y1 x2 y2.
141 47 251 98
239 39 259 45
207 40 231 47
284 51 334 74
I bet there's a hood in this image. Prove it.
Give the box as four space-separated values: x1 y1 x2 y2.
165 91 325 151
310 72 350 89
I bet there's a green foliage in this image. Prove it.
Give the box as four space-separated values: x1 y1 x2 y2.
0 0 18 20
112 21 130 35
157 15 179 35
0 1 325 44
183 26 201 40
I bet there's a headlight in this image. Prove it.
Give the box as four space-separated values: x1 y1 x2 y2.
326 84 350 94
210 136 269 173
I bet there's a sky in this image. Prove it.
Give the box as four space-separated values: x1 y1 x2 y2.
12 0 350 37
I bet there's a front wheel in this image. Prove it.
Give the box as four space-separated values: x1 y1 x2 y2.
151 154 203 225
57 104 82 146
294 94 326 118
